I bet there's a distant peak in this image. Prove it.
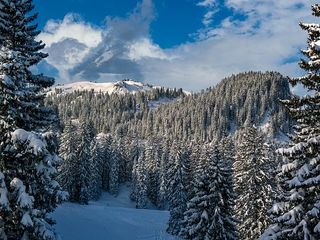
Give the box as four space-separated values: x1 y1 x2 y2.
48 79 152 95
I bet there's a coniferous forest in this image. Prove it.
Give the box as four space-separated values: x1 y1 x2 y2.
0 0 319 240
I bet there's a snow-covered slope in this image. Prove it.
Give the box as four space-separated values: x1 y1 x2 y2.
49 80 152 95
52 185 179 240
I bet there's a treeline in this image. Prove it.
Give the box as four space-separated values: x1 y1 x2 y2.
46 85 186 134
47 71 291 142
57 117 282 239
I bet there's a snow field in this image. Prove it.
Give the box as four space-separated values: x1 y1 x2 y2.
53 185 180 240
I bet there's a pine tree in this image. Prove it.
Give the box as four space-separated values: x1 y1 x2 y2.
157 150 169 209
167 143 191 236
130 152 139 202
0 0 66 238
114 126 128 183
100 134 112 191
217 136 235 165
77 121 95 204
109 144 120 196
234 127 274 240
135 150 148 209
125 136 137 182
145 139 159 206
58 122 78 201
180 144 238 240
88 135 103 200
261 4 320 240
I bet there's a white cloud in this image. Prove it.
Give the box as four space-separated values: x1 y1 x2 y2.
39 0 315 92
139 0 314 90
197 0 218 28
68 0 156 82
197 0 216 8
38 14 103 81
39 14 102 48
128 38 170 60
202 10 216 26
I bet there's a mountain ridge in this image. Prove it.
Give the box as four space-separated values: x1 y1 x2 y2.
47 71 292 139
48 79 152 95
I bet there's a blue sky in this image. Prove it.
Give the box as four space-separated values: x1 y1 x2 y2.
34 0 314 91
35 0 210 48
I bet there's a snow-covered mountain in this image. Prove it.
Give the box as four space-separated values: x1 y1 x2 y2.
48 79 153 95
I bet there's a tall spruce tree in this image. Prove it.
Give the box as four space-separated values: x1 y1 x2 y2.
58 121 78 201
100 134 112 191
88 135 103 200
234 127 274 240
180 144 238 240
157 150 169 209
0 0 66 239
76 121 95 204
167 143 191 236
130 152 139 202
261 4 320 240
135 150 148 209
109 142 120 196
145 139 159 206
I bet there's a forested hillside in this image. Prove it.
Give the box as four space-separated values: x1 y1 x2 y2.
47 70 292 239
47 71 291 141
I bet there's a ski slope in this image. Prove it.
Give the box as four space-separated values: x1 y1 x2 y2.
52 185 179 240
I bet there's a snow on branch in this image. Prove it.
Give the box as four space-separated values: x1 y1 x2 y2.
0 172 9 210
10 178 34 209
11 129 47 155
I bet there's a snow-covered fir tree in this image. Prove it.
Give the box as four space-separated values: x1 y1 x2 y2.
135 150 148 209
217 136 236 165
130 151 139 202
145 139 160 206
100 134 112 191
124 136 138 182
234 127 275 240
88 134 104 200
0 0 67 238
167 143 192 236
79 121 96 203
180 144 238 240
58 121 78 201
61 121 95 204
261 4 320 240
109 143 120 196
157 148 169 209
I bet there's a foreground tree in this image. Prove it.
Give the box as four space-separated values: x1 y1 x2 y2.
167 144 192 236
58 122 78 201
76 121 95 204
234 127 275 240
180 144 238 240
0 0 67 239
135 150 148 209
109 141 120 196
261 4 320 240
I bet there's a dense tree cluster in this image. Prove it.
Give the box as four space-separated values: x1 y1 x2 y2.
52 72 289 240
47 72 292 237
47 71 291 142
234 127 276 239
180 143 238 240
